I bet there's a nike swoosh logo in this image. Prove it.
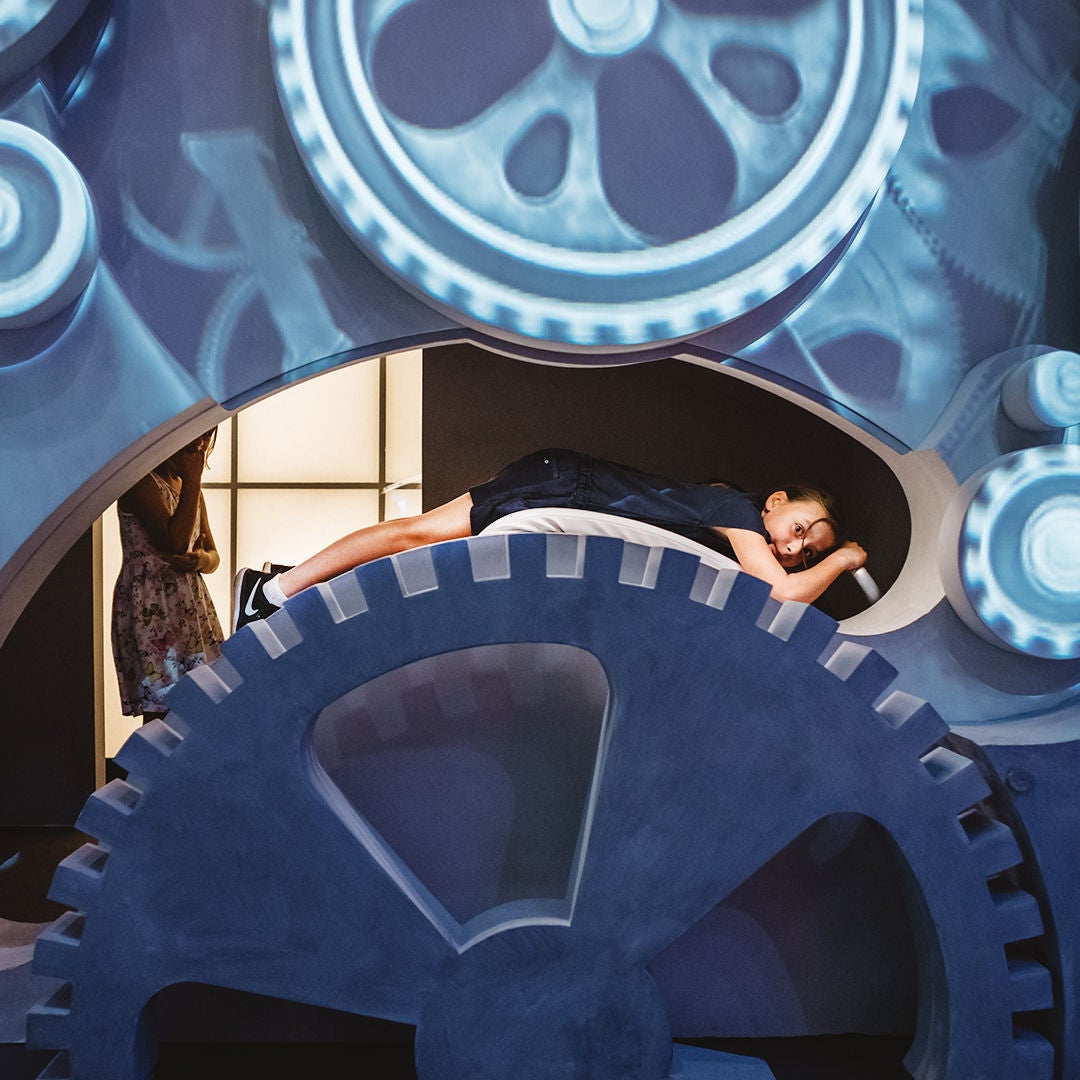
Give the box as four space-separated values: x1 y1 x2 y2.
244 593 261 617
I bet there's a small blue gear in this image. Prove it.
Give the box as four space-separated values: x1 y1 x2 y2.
269 0 921 349
945 444 1080 660
29 535 1053 1078
0 119 98 329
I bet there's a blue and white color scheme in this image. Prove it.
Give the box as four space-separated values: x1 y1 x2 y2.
1 1 1079 1077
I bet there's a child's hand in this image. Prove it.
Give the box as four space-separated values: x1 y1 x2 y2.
837 540 867 571
174 447 205 482
166 552 201 573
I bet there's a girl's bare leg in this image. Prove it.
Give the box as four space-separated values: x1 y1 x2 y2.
277 493 475 598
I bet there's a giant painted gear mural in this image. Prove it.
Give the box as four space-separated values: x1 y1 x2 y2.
270 0 922 348
29 536 1054 1079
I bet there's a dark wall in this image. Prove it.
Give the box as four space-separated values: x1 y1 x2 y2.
0 531 96 825
423 344 909 620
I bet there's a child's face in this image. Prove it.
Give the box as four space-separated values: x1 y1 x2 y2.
762 494 837 569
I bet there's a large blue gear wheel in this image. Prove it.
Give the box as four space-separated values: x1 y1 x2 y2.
269 0 921 348
29 535 1053 1078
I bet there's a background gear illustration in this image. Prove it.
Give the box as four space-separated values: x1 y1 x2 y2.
269 0 921 347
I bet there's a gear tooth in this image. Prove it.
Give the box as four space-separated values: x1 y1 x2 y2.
183 655 244 704
227 613 304 660
47 844 107 911
959 810 1023 877
988 880 1045 944
313 570 370 622
1007 958 1054 1013
824 642 897 703
32 913 84 980
467 534 511 582
689 563 771 618
545 533 587 580
765 601 837 657
1007 1028 1054 1079
689 563 736 607
921 747 990 812
26 984 72 1050
74 779 141 843
391 546 440 597
113 717 183 777
617 543 665 590
874 691 947 755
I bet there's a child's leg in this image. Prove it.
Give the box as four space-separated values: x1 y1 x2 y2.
277 493 475 598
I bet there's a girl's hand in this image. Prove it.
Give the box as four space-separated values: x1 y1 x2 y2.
836 540 867 571
166 552 201 573
166 549 217 573
174 447 206 483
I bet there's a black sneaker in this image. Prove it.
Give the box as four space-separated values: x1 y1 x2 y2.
261 561 294 576
232 568 280 631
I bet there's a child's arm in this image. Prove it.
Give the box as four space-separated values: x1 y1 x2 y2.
167 494 220 574
723 528 867 603
119 447 206 557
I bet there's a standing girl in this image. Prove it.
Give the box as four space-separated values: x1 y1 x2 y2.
111 429 224 722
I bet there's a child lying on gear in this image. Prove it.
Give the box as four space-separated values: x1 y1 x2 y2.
232 448 868 630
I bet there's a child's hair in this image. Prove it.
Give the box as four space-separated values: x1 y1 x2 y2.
202 426 218 468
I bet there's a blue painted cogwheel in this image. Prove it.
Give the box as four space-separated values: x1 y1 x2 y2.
29 535 1054 1078
270 0 921 348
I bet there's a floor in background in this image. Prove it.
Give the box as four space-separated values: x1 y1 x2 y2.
0 828 912 1078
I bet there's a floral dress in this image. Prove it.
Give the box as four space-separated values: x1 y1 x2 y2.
111 472 224 715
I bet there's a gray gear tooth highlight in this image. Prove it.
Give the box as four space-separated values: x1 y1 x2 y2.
765 600 837 657
617 543 663 589
31 913 85 980
468 534 511 581
74 779 141 842
247 609 303 657
47 845 107 911
315 572 369 622
545 532 586 579
113 718 184 778
391 546 439 596
875 691 948 756
824 641 898 702
920 746 991 813
688 563 740 609
185 655 243 703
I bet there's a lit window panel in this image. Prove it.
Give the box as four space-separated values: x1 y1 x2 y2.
236 360 381 483
205 421 232 480
200 487 233 624
384 486 423 521
385 348 423 486
235 489 381 578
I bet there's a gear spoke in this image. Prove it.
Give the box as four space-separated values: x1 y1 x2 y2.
392 48 638 248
